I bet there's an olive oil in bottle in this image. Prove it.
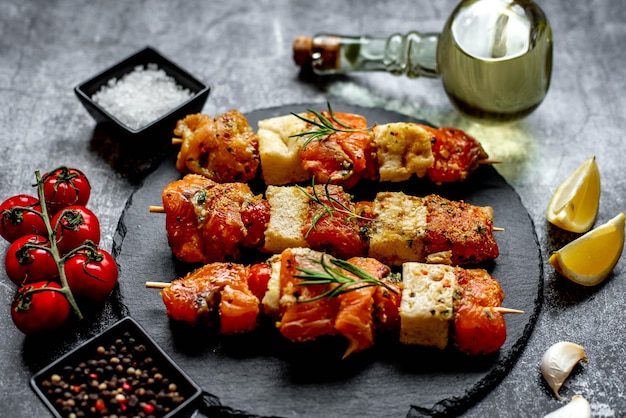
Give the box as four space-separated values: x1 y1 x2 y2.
292 0 552 124
437 0 552 123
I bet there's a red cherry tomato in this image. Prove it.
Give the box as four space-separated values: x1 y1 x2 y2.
42 167 91 214
248 262 272 301
0 194 47 242
5 234 59 286
52 206 101 255
64 248 118 304
11 281 70 335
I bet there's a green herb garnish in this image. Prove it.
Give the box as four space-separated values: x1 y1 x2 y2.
290 102 368 146
296 179 369 238
293 254 398 302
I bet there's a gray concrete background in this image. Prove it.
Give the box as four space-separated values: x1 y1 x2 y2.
0 1 624 417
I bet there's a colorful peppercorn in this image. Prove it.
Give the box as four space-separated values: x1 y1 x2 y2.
37 330 189 417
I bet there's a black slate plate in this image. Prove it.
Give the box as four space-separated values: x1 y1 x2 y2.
112 103 543 418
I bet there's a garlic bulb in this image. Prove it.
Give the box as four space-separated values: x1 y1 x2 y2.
541 341 588 400
544 395 591 418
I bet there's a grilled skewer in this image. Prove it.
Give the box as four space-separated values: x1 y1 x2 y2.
146 248 522 357
152 175 499 266
172 106 493 187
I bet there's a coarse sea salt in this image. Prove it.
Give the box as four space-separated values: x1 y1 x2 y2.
91 63 193 130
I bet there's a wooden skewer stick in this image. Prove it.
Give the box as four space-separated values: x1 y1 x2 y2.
145 281 523 316
487 307 524 314
172 137 183 145
149 204 505 233
146 281 170 289
479 159 501 165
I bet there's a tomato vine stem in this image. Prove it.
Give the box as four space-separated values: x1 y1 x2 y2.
33 170 84 320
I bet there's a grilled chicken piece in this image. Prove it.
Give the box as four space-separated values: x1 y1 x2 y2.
161 174 269 263
160 262 259 334
174 110 260 183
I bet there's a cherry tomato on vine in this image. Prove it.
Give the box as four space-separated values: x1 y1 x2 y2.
52 206 101 255
0 194 47 242
5 234 59 286
42 167 91 215
64 247 118 304
11 281 70 335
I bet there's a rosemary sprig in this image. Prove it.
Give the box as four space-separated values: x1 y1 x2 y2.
296 179 369 238
290 102 368 147
293 254 398 303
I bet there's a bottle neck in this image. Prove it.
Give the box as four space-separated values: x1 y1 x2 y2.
293 32 440 79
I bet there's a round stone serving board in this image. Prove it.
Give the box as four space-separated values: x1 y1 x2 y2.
112 103 543 417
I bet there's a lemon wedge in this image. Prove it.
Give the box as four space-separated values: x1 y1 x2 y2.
549 213 625 286
546 156 601 233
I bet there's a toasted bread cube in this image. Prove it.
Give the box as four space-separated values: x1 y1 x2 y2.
263 186 309 254
367 191 427 266
399 263 456 348
257 114 311 185
372 123 434 182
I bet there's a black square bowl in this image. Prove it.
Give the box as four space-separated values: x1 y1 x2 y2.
75 46 210 141
30 317 203 418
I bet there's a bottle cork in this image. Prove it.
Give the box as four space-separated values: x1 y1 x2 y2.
292 35 342 71
293 36 313 66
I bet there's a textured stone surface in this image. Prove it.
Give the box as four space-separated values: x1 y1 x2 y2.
0 1 624 417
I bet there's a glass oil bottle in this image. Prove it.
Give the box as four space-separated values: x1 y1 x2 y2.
293 0 552 124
